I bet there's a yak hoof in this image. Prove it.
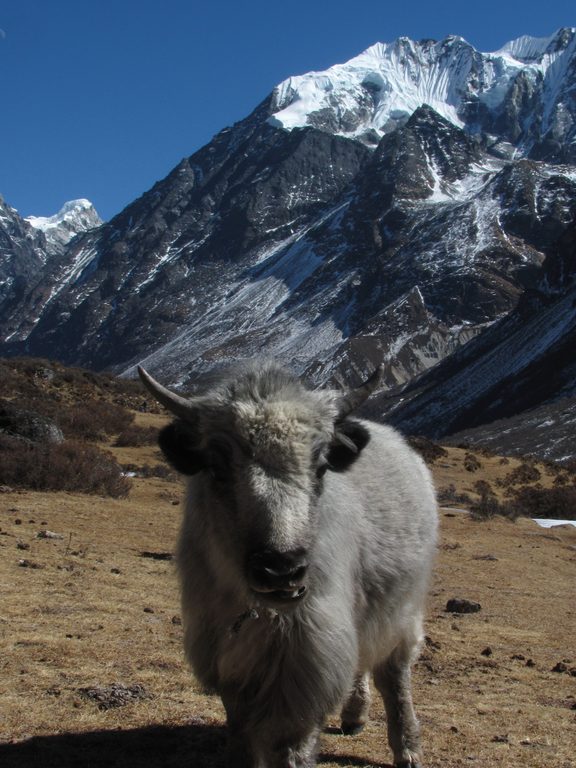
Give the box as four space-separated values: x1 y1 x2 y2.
395 762 422 768
340 721 365 736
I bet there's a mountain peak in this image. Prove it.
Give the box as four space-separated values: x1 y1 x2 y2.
267 30 576 157
493 27 575 62
26 199 102 252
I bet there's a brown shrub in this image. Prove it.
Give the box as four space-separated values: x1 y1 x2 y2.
0 356 157 413
543 461 564 477
407 437 448 464
0 435 131 497
57 400 134 441
470 494 518 521
437 484 472 506
115 425 158 447
505 462 541 486
464 453 482 472
512 486 576 520
473 480 493 497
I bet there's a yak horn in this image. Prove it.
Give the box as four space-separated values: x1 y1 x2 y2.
138 366 198 421
338 365 383 417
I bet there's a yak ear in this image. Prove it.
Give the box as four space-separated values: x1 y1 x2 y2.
158 421 205 476
326 420 371 473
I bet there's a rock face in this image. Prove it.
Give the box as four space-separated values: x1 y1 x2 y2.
377 216 576 448
0 196 50 314
0 29 575 454
0 400 64 444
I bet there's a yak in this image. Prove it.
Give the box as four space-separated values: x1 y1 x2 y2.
139 361 437 768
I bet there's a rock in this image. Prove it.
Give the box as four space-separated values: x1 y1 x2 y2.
0 401 64 444
36 530 64 540
445 598 482 614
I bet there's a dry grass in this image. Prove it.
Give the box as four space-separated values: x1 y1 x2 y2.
431 446 572 503
0 414 575 767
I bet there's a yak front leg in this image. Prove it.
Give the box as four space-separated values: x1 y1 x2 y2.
221 688 255 768
340 671 371 735
373 648 422 768
261 727 321 768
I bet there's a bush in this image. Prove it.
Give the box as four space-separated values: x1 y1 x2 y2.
470 494 518 521
407 437 448 464
0 435 131 497
473 480 493 497
0 357 158 414
437 484 472 506
115 425 158 447
464 453 481 472
505 462 541 485
57 400 134 441
512 486 576 520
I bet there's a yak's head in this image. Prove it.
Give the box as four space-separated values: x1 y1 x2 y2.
139 362 381 608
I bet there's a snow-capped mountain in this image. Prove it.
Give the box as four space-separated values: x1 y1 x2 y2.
270 29 576 161
26 199 102 254
0 29 575 457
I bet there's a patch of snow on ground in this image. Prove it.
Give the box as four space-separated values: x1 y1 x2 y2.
533 518 576 528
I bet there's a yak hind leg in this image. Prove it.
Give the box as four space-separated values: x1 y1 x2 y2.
340 671 371 735
373 641 423 768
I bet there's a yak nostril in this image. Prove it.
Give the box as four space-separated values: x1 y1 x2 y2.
248 550 308 584
290 564 307 581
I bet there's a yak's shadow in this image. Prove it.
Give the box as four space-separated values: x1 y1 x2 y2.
0 721 391 767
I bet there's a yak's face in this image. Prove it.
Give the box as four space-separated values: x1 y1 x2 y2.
160 398 369 607
139 363 377 608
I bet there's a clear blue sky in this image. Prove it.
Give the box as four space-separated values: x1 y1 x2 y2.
1 0 573 221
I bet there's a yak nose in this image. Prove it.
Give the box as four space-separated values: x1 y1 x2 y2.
248 549 308 590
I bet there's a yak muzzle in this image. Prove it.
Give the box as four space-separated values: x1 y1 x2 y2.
247 550 308 603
